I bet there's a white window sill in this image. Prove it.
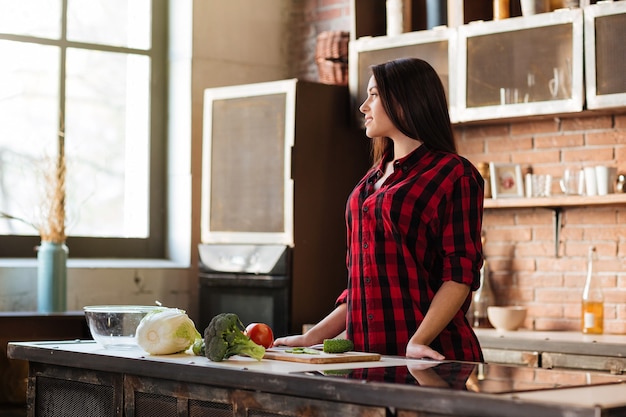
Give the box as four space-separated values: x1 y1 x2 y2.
0 258 190 269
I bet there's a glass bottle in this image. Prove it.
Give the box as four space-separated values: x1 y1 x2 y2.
472 260 494 328
581 246 604 335
615 174 626 193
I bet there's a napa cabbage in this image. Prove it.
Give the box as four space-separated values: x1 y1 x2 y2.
135 308 201 355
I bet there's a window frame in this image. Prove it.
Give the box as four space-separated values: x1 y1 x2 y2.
0 0 168 259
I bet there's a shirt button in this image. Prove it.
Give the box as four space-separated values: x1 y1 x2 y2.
363 242 368 249
363 206 368 212
364 277 371 283
368 314 374 320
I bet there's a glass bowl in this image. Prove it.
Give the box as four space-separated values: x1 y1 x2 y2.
84 305 161 349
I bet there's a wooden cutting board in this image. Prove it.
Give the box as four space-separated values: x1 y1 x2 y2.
263 348 381 364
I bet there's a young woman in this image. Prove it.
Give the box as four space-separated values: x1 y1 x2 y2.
275 58 484 362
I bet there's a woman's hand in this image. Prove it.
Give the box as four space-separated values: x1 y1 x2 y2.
406 341 445 361
274 303 347 348
273 334 311 347
407 281 468 361
407 362 449 388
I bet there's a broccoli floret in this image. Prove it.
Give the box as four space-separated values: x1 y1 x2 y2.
323 338 354 353
203 313 265 362
191 337 205 356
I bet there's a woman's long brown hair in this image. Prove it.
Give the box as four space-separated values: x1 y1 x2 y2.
368 58 457 166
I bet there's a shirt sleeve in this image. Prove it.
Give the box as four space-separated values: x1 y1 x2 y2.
439 171 484 291
336 289 348 306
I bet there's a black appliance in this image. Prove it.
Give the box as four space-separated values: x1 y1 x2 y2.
198 244 290 336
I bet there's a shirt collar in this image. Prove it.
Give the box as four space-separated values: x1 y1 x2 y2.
383 143 428 170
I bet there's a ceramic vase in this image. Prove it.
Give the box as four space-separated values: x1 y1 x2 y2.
37 241 68 313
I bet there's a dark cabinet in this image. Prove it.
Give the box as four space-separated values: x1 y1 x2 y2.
199 80 369 333
26 363 387 417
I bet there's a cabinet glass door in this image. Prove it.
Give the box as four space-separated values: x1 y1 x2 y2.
457 10 584 122
349 28 456 121
201 80 295 245
584 2 626 110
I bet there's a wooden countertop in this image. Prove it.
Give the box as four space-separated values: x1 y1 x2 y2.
475 329 626 357
7 340 626 417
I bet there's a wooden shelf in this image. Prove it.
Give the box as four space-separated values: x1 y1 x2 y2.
485 193 626 257
484 193 626 209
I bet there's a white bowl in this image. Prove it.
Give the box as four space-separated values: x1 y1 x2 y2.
487 306 527 331
84 305 161 349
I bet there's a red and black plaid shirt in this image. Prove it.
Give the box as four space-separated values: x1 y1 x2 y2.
337 145 484 361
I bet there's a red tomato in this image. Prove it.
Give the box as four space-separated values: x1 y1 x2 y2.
245 323 274 348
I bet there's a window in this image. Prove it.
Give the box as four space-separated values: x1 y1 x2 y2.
0 0 166 258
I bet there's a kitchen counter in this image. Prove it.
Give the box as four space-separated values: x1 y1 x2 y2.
7 340 626 417
476 329 626 373
0 312 90 406
476 329 626 357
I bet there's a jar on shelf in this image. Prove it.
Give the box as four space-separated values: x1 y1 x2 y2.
477 162 492 198
493 0 510 20
615 174 626 193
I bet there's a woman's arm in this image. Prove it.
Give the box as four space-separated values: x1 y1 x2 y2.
273 303 347 347
406 280 470 360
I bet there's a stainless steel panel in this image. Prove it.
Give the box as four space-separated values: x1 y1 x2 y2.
197 244 288 274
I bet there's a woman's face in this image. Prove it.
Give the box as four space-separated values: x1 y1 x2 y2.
359 75 396 139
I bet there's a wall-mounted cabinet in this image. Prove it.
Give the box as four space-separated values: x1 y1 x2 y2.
456 9 584 122
584 1 626 110
348 28 457 121
349 4 625 124
349 0 494 40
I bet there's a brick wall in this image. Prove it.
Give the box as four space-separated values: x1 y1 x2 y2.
290 0 351 82
304 0 626 335
456 113 626 334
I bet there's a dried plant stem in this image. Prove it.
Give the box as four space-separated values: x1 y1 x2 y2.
1 123 67 243
0 211 40 231
40 130 67 244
